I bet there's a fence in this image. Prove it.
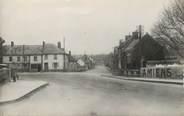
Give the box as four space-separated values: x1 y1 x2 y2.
141 65 184 79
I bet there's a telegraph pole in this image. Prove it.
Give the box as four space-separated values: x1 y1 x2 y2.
22 44 25 72
63 37 66 71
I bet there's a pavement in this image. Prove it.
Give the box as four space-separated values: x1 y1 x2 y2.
0 80 48 104
101 74 184 85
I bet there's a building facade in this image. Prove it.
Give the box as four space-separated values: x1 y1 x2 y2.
111 26 182 76
3 41 69 72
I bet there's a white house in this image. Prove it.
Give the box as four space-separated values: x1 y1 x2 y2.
3 41 69 72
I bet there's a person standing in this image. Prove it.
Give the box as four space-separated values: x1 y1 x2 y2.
11 68 17 82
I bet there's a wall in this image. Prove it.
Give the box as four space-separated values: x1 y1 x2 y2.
3 55 30 64
3 56 26 71
141 65 184 79
3 54 66 71
30 55 41 64
43 54 64 70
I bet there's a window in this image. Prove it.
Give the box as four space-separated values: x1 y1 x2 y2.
44 55 48 60
17 56 20 62
9 57 12 62
53 62 58 69
34 56 37 61
54 54 57 60
24 56 27 62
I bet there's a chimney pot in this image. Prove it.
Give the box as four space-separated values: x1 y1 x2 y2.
125 35 131 41
11 41 14 47
132 31 139 39
58 42 61 48
43 41 45 48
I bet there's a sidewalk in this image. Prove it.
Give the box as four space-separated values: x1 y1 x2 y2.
0 80 48 104
101 74 184 85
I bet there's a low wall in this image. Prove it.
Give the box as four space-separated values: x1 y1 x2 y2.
141 65 184 79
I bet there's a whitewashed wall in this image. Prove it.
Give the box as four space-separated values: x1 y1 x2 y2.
30 55 41 64
3 56 23 63
3 53 67 71
43 54 64 70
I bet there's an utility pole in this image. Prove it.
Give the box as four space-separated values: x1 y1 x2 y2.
22 44 25 72
63 37 66 71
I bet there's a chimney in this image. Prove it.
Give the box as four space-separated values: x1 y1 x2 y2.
57 41 61 49
43 41 45 48
132 31 139 39
137 25 144 39
125 35 131 41
68 51 71 62
11 41 14 47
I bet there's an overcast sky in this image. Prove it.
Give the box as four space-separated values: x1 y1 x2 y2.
0 0 171 55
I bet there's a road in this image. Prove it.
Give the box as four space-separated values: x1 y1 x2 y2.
1 66 184 116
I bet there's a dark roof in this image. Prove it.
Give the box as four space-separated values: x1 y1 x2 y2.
119 35 139 53
120 33 160 53
152 36 181 58
138 33 182 59
3 44 64 55
124 39 139 52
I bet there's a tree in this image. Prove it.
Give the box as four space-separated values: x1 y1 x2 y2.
0 37 5 63
151 0 184 58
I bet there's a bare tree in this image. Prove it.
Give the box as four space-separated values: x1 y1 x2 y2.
151 0 184 58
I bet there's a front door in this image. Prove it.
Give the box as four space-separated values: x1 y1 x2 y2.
38 64 41 72
44 63 49 71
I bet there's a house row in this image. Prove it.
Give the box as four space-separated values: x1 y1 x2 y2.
112 26 183 76
2 41 70 72
2 41 96 72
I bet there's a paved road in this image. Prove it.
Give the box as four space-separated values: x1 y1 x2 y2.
1 66 184 116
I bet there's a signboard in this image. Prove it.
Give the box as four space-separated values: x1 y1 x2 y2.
141 65 184 79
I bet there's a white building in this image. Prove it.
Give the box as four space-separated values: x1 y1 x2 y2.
3 41 69 72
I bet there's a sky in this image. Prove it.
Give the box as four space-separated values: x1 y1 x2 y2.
0 0 171 55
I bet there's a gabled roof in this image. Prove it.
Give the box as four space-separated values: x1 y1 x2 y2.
3 44 64 55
